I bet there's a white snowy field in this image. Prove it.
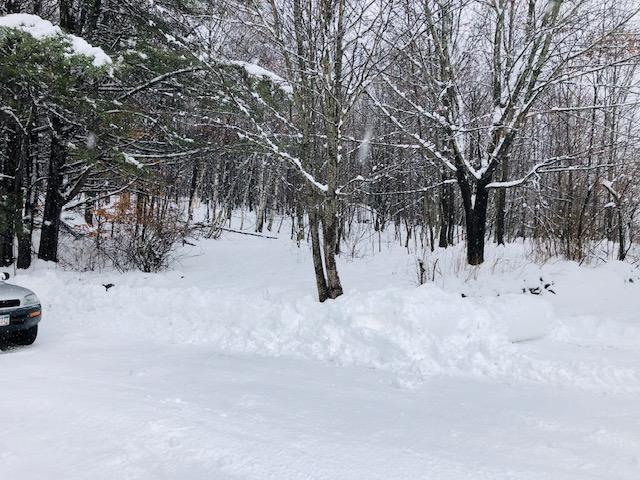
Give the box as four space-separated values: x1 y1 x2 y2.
2 223 640 479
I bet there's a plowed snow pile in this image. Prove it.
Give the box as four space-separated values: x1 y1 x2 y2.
12 233 640 394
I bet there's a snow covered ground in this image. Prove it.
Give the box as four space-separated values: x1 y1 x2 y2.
2 221 640 479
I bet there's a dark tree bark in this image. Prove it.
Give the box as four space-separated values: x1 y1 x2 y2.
438 194 448 248
84 203 94 226
38 126 66 262
458 171 490 266
616 207 625 261
16 117 39 270
3 0 22 14
13 123 30 269
438 176 453 248
575 184 594 261
85 0 103 37
0 112 31 267
187 159 200 223
446 184 455 245
59 0 76 33
0 129 18 267
465 206 488 265
334 218 343 256
321 198 343 299
309 206 329 302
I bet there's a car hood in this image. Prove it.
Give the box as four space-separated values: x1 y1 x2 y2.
0 282 33 301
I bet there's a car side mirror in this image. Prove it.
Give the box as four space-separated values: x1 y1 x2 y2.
1 272 9 280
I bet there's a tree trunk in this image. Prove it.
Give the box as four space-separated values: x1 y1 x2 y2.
309 207 329 302
59 0 76 33
0 117 28 267
466 212 487 265
494 188 506 245
17 118 39 270
84 202 94 226
38 127 66 262
187 159 200 224
16 210 31 270
321 200 343 299
424 195 435 252
575 184 594 261
13 124 30 269
335 221 343 256
266 171 279 232
460 181 490 266
255 163 268 233
85 0 103 37
4 0 20 14
295 204 305 244
616 207 625 261
438 182 448 248
0 142 15 267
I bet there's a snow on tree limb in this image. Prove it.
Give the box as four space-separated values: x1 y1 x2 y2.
224 60 293 95
0 14 112 68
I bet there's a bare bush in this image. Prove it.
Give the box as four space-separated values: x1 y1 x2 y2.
59 196 188 273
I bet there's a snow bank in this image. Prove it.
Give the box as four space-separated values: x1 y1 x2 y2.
19 271 525 375
11 263 635 394
0 14 112 67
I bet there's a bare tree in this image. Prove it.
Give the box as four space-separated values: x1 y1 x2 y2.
204 0 395 300
371 0 640 264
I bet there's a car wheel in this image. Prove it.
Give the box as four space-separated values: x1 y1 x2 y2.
14 325 38 346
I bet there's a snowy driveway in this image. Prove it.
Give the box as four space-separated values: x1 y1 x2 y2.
2 325 639 480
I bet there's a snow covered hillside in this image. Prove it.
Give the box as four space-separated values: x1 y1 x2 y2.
2 224 640 479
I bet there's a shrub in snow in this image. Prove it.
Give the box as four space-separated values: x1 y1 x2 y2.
59 195 189 273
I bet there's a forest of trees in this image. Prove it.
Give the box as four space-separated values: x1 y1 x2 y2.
2 0 640 301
